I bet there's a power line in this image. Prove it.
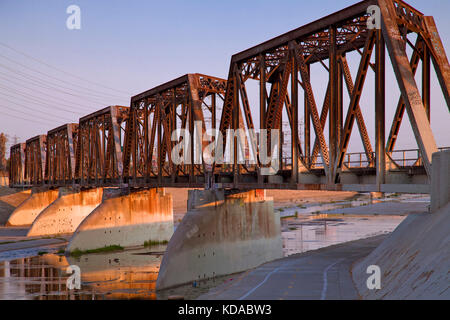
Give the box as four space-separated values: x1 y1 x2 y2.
0 97 73 122
0 106 55 126
0 41 132 96
0 74 103 112
0 84 88 116
0 69 117 109
0 52 130 100
0 62 124 105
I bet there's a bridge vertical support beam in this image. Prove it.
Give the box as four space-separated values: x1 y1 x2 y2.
290 44 299 183
378 0 438 176
422 44 431 121
376 29 386 188
232 67 240 187
157 99 163 185
259 55 266 184
329 25 338 184
156 189 282 290
304 63 311 167
338 56 343 143
189 94 195 183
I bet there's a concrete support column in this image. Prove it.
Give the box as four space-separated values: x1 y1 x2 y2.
431 150 450 212
66 188 173 252
6 188 58 226
27 187 103 237
156 189 282 290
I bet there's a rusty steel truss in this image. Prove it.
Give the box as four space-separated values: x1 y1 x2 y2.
9 143 26 186
123 73 227 187
75 106 129 186
45 123 78 186
24 135 47 186
9 0 450 194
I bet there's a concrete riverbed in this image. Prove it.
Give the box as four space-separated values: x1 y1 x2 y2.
0 187 430 300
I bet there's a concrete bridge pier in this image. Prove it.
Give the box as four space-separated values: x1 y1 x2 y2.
431 150 450 212
156 189 283 290
66 188 173 253
27 187 104 237
6 187 59 226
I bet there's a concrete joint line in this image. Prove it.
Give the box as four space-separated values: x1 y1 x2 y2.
238 261 295 300
320 259 344 300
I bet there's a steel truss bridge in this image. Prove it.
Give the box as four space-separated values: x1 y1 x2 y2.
9 0 450 194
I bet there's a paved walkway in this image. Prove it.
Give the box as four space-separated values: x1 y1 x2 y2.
199 235 387 300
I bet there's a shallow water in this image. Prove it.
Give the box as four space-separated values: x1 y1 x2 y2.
281 214 405 256
0 246 165 300
0 193 426 300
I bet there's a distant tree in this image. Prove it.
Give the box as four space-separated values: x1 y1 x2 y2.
0 133 7 172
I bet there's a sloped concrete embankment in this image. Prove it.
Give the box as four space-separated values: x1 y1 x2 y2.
6 188 58 226
66 188 173 252
352 150 450 299
156 189 283 290
27 188 103 236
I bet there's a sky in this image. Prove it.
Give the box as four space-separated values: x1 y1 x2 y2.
0 0 449 156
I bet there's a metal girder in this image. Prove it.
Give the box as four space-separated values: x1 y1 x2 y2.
75 106 128 185
45 123 78 186
124 74 226 185
310 84 331 167
25 135 46 185
335 31 376 176
386 39 423 153
231 0 377 64
378 0 438 176
423 16 450 112
9 143 26 187
265 59 292 132
296 44 330 176
339 55 374 164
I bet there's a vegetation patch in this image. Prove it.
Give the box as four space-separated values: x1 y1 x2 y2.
70 245 124 257
144 240 168 247
0 239 35 246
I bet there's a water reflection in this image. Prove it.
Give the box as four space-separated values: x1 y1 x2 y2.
281 214 405 256
0 246 165 300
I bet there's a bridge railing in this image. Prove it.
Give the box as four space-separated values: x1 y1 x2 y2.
286 147 450 170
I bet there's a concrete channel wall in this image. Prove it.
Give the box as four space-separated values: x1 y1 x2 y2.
6 188 59 226
27 188 103 236
156 189 283 290
352 150 450 299
66 188 173 252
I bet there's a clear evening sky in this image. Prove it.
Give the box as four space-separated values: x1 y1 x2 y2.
0 0 449 154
